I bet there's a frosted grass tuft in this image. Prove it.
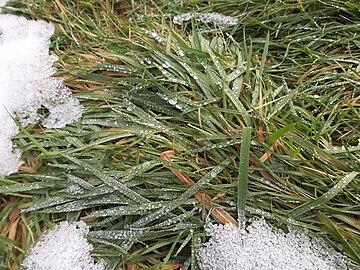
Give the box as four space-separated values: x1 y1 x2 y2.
0 14 83 176
22 221 104 270
198 218 348 270
173 12 238 28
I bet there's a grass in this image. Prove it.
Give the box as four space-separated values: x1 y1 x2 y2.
0 0 360 269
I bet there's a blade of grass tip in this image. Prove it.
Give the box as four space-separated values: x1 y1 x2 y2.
238 127 252 230
268 123 296 145
256 123 296 165
290 171 359 218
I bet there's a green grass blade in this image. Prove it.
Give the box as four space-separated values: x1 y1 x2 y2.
318 212 360 263
62 154 150 204
291 172 359 218
259 31 270 77
237 127 252 229
269 123 296 144
0 183 53 194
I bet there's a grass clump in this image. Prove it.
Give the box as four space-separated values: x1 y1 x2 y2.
0 0 359 269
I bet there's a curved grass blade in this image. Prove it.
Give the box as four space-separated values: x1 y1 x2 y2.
291 172 359 218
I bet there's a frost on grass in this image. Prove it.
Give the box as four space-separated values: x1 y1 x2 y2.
22 221 104 270
173 12 238 28
198 218 348 270
0 14 83 176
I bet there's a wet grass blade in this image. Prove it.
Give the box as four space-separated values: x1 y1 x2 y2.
237 127 252 229
62 154 150 204
291 172 359 218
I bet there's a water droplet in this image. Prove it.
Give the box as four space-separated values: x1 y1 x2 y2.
168 98 177 105
162 62 171 68
124 99 136 111
178 49 185 57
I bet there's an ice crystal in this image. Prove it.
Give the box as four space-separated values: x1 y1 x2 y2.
22 221 104 270
173 12 238 28
198 218 348 270
0 14 83 176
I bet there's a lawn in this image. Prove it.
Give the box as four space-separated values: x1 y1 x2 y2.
0 0 359 269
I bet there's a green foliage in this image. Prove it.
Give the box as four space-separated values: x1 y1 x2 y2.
1 0 360 269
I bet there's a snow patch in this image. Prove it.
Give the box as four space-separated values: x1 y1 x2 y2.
0 0 9 8
22 221 104 270
0 14 83 176
198 218 348 270
173 12 238 28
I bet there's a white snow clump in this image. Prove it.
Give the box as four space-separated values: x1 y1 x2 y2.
0 14 83 176
173 12 238 28
22 221 104 270
198 218 348 270
0 0 9 8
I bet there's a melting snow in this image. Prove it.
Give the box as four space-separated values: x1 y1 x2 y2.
22 221 104 270
0 14 83 176
198 218 348 270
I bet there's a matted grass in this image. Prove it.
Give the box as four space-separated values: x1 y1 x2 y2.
0 0 359 269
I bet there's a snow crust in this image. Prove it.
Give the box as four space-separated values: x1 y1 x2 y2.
0 14 83 176
198 218 348 270
22 221 104 270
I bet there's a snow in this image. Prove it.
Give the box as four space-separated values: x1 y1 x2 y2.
198 218 348 270
0 14 83 177
0 0 9 8
22 221 104 270
173 12 238 28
